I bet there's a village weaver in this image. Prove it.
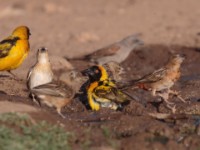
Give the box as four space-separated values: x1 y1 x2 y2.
82 65 133 111
0 26 31 77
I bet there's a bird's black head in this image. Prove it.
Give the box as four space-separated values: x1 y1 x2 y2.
81 66 102 82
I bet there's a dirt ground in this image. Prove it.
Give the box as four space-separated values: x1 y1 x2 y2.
0 0 200 149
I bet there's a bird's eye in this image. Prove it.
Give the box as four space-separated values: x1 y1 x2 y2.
70 72 75 78
95 69 99 74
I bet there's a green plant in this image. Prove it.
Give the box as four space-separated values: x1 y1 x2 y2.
0 113 72 150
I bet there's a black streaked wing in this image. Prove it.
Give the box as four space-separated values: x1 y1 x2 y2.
31 81 72 97
95 88 115 100
0 36 19 58
95 86 129 103
137 67 167 83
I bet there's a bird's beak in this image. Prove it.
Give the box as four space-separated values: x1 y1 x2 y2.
81 68 95 77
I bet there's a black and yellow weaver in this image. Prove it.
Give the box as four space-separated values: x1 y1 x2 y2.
82 65 133 111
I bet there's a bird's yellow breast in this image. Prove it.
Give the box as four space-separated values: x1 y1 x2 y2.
87 82 100 111
0 39 29 71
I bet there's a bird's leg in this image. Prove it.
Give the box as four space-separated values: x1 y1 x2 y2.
152 89 172 104
156 90 176 113
31 94 41 106
169 90 186 103
151 89 156 97
157 91 174 105
7 70 22 81
165 104 176 114
57 107 65 118
7 70 17 78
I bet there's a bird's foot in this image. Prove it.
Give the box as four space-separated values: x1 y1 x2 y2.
31 94 41 106
7 71 23 81
169 90 186 103
157 92 174 105
166 104 176 114
57 108 66 118
163 98 174 105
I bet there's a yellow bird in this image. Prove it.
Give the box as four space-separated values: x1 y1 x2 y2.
0 26 31 77
82 65 133 111
87 80 131 111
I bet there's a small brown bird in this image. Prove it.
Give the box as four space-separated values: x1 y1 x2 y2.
58 69 88 93
30 69 85 118
27 47 54 89
30 80 74 118
69 34 143 64
131 54 186 112
102 61 125 82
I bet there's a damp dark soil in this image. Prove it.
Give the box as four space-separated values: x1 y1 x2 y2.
0 44 200 150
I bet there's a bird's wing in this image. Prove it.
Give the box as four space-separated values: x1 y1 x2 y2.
95 86 129 103
137 67 167 83
31 83 62 97
26 66 33 89
26 65 35 81
85 44 120 60
87 33 144 60
0 36 19 58
31 81 73 98
94 88 116 103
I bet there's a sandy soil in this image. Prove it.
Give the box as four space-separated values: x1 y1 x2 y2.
0 0 200 149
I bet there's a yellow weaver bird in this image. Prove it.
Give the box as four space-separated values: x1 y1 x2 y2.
87 80 131 111
82 65 132 111
0 26 31 77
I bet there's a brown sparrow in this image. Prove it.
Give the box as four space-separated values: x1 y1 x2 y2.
131 54 186 112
